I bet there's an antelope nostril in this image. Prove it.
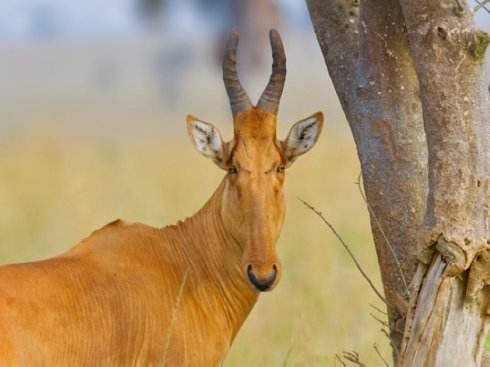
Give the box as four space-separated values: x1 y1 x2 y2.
246 264 278 292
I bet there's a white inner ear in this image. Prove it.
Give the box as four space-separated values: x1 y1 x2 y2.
287 117 319 155
191 121 223 158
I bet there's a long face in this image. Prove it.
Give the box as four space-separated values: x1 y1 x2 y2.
222 111 286 292
187 109 323 292
186 28 323 292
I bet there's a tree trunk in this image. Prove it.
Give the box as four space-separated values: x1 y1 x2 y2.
306 0 490 365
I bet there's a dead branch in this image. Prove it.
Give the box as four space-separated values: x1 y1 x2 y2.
373 343 390 367
370 312 389 328
342 350 366 366
474 0 490 13
380 328 390 339
369 303 388 315
336 354 347 367
299 198 386 304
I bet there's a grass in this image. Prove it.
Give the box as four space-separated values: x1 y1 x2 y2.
1 126 488 364
0 127 392 365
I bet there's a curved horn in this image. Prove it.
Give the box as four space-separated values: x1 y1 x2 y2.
223 30 253 116
257 29 286 114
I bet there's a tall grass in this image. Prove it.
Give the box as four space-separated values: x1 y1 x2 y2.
0 129 391 365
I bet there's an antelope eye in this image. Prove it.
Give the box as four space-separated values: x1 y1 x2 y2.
276 164 286 173
228 165 238 175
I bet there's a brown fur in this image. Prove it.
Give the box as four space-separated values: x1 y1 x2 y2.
0 109 322 366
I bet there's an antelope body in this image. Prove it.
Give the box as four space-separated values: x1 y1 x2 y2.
0 30 323 366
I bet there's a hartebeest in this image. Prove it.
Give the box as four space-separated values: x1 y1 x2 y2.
0 30 323 366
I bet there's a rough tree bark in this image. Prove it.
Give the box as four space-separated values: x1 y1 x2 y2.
306 0 490 366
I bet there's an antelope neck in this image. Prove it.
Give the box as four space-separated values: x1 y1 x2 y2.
169 179 258 331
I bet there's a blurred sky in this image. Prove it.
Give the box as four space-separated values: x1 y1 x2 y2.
0 0 335 139
0 0 155 39
0 0 487 40
0 0 307 39
0 0 488 139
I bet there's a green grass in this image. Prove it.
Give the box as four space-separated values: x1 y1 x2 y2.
0 129 390 365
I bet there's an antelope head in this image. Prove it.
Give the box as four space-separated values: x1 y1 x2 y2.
186 30 323 292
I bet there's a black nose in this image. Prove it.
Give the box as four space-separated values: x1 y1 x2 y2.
247 264 277 292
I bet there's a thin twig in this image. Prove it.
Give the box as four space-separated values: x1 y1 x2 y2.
378 327 399 358
381 327 400 358
299 198 386 304
336 354 347 367
373 344 390 367
355 173 410 298
474 0 490 13
381 328 391 339
342 350 366 366
369 303 387 315
370 312 389 328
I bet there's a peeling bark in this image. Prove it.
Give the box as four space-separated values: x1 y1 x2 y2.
399 258 489 367
396 1 490 366
306 0 490 365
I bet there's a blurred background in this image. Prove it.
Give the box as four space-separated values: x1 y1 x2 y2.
0 1 488 365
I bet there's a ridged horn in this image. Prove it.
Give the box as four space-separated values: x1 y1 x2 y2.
256 29 286 114
223 30 253 116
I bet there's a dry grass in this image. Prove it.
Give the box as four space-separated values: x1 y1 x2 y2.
0 126 392 365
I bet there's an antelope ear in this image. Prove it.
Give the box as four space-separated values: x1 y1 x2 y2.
186 115 228 169
282 112 323 167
